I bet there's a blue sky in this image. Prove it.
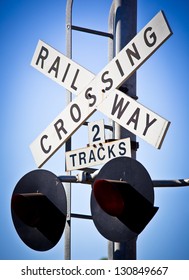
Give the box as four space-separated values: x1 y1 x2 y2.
1 0 189 260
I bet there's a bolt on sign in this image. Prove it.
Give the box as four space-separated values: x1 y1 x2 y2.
30 11 172 168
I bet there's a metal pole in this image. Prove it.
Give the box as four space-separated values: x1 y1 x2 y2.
153 179 189 188
108 1 115 259
65 0 73 260
113 0 137 260
58 174 189 188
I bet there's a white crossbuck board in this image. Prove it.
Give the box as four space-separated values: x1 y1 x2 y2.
98 89 170 149
31 40 94 95
65 138 131 171
30 11 172 167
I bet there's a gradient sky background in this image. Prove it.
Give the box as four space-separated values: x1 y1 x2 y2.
1 0 189 260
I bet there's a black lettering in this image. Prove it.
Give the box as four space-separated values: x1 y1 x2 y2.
70 103 81 122
40 135 51 154
75 266 82 275
36 46 49 68
97 146 105 160
111 93 130 119
79 152 86 165
62 63 71 82
56 269 61 276
48 56 60 78
46 269 51 275
108 144 116 158
126 43 141 66
101 71 113 91
69 153 77 167
92 124 100 142
89 150 96 163
85 87 96 107
71 69 80 91
54 119 68 140
65 269 71 275
144 27 157 47
143 113 157 136
115 59 124 77
127 108 140 130
119 142 127 156
21 269 26 276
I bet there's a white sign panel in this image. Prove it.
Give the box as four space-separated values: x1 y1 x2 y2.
65 138 131 171
98 89 170 149
88 120 105 146
31 40 94 95
30 90 99 167
30 11 172 167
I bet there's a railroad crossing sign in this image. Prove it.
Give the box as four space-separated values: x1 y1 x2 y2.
30 11 172 168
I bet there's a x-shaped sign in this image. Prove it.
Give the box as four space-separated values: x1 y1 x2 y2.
30 11 172 168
